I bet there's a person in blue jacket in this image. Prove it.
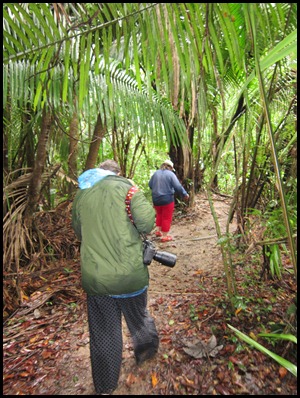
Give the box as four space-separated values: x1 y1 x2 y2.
149 159 189 242
72 159 158 394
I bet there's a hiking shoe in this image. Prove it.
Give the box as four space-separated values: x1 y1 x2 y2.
155 231 163 237
161 236 173 242
136 348 157 365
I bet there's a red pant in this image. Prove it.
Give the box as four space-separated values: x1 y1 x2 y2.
154 202 175 233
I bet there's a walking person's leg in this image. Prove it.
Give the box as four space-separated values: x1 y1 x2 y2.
160 202 175 241
118 290 159 365
154 205 163 236
87 295 123 394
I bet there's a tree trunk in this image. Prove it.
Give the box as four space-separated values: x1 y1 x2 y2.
24 107 35 169
25 107 52 221
68 110 79 195
169 121 194 205
84 113 107 171
211 106 219 189
3 130 9 174
194 137 205 193
212 96 246 190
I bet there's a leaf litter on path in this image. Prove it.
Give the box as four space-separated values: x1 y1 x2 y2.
3 193 297 395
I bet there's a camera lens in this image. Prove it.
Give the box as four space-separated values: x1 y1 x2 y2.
153 251 177 267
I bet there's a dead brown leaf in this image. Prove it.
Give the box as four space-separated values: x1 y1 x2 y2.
183 335 223 358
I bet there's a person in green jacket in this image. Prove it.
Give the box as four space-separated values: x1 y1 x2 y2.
72 159 159 395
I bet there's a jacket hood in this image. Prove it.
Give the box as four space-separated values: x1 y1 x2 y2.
78 168 115 189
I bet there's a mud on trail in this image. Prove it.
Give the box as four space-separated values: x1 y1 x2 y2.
3 193 297 395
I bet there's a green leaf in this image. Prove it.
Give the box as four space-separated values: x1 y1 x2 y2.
78 35 86 111
4 6 31 48
62 40 71 102
242 29 297 92
227 324 297 377
8 3 40 47
258 333 297 344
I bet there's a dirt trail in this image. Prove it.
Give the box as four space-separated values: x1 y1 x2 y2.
35 193 235 395
5 192 297 395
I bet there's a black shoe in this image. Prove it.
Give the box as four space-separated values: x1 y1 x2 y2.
135 343 157 365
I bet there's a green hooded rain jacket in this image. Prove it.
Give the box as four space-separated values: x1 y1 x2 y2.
72 175 155 296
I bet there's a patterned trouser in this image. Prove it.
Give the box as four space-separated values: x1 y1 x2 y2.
87 290 159 394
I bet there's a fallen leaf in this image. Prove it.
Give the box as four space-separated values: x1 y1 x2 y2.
183 335 223 358
229 356 243 365
20 347 32 354
151 372 158 387
21 321 31 329
30 335 41 344
20 290 29 302
42 350 55 359
279 367 288 378
184 376 194 385
235 308 243 316
3 373 15 381
19 372 30 378
34 309 42 319
193 270 203 275
215 384 231 395
126 372 137 387
160 337 172 344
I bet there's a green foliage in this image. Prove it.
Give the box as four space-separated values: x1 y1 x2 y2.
268 244 282 279
3 3 297 302
258 332 297 344
246 197 297 280
131 146 170 199
63 267 74 274
189 304 199 321
227 324 297 377
264 203 293 239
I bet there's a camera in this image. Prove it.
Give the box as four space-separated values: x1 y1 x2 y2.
143 239 177 268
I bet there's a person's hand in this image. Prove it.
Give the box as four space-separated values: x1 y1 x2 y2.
184 194 189 201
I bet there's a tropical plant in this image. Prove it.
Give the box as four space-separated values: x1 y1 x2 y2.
3 3 297 310
227 324 297 378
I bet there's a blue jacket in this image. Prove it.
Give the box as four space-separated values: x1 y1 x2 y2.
149 169 188 205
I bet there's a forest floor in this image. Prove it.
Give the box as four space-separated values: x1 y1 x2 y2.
3 192 297 395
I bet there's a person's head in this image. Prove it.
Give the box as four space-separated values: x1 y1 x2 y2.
161 159 174 171
99 159 121 175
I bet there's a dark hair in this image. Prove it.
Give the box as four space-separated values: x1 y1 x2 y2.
99 159 121 174
160 164 171 170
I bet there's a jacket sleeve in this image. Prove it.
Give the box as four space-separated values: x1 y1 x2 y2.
172 174 188 197
71 192 82 240
130 190 155 234
148 174 153 189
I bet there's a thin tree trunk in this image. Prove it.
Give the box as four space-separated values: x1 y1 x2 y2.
84 113 107 171
211 106 219 189
25 108 52 221
169 120 194 205
24 106 35 169
3 107 9 174
68 111 79 195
